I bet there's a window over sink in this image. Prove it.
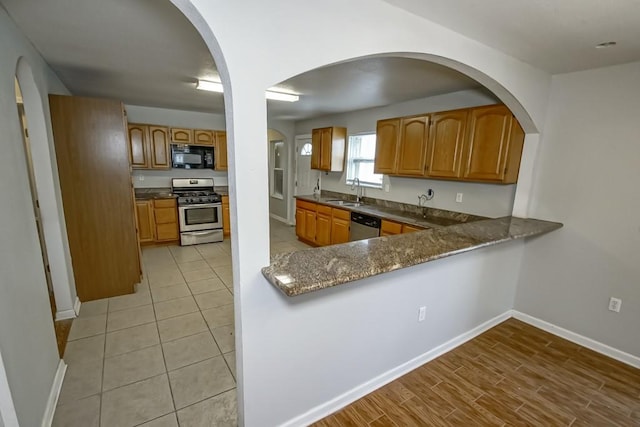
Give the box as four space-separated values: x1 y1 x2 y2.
346 133 383 188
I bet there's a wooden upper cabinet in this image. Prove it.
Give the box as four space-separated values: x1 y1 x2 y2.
397 116 429 176
463 105 524 183
170 127 193 144
215 131 228 171
311 127 346 172
374 118 400 174
425 109 468 179
194 129 215 146
128 124 150 169
311 128 322 169
148 126 171 169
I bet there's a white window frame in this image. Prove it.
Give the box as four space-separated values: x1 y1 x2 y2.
270 140 285 200
345 133 383 188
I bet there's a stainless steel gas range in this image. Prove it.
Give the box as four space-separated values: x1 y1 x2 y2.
171 178 223 245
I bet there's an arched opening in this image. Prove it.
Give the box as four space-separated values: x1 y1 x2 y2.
264 54 534 244
15 58 78 321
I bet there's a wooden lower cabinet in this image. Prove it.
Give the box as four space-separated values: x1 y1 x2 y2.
222 195 230 236
153 199 178 242
314 204 332 246
381 220 426 236
136 200 155 243
135 198 179 244
295 200 318 245
331 208 350 244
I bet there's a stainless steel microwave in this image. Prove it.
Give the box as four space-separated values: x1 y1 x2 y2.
171 145 214 169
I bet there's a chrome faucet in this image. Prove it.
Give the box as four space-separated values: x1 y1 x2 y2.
351 178 362 202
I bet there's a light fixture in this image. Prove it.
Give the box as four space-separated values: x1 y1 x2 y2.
196 79 224 93
196 79 299 102
595 41 617 49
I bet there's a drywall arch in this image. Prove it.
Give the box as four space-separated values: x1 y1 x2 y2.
15 58 77 318
169 1 552 425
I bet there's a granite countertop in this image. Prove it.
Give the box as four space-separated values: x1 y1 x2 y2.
134 188 177 200
262 216 562 297
295 193 487 229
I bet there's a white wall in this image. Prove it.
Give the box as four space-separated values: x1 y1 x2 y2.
295 89 516 218
0 8 68 426
175 0 554 425
516 61 640 357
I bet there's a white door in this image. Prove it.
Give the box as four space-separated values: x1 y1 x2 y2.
294 137 320 196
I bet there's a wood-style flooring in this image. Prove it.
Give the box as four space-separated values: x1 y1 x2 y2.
313 318 640 426
54 318 73 358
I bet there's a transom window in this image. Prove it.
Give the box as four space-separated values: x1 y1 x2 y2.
346 133 383 188
300 142 312 156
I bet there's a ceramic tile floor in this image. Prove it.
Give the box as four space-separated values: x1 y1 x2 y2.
53 220 305 427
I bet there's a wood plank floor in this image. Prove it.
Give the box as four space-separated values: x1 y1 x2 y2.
313 318 640 426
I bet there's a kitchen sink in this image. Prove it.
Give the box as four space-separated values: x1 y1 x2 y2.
325 199 364 207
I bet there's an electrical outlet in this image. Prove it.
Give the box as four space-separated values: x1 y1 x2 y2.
138 175 144 181
384 183 390 192
608 297 622 313
456 193 463 203
418 306 426 322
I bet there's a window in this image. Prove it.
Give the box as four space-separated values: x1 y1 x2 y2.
300 142 312 156
270 140 285 199
346 133 382 187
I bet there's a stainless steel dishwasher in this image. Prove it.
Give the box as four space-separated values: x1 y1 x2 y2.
349 212 381 241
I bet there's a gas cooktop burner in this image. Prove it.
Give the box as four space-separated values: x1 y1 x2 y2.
171 177 221 206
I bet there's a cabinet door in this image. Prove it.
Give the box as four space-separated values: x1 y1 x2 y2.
149 126 171 169
215 131 228 171
304 210 316 242
311 128 322 170
463 105 513 182
194 130 215 146
316 213 332 246
222 195 230 236
171 128 193 144
381 220 402 236
136 201 154 243
295 207 306 239
426 110 467 178
331 217 350 244
397 116 429 175
319 127 333 171
374 119 399 174
402 224 425 233
128 124 150 168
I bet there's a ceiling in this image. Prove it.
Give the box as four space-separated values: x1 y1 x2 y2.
383 0 640 74
3 1 639 120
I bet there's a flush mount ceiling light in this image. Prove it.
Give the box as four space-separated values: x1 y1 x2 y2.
196 79 299 102
595 41 617 49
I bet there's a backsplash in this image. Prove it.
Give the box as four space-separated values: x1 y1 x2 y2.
132 169 228 188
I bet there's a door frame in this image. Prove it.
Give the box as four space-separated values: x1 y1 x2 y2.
290 134 313 224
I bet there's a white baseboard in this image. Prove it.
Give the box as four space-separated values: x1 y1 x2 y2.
512 310 640 369
55 297 80 321
41 360 67 427
74 297 81 316
269 213 291 225
281 310 512 427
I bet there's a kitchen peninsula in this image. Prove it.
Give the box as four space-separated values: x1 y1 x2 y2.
263 193 562 296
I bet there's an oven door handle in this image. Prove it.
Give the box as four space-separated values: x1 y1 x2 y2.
186 230 219 236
